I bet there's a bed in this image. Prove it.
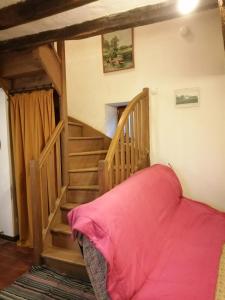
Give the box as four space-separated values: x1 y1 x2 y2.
68 164 225 300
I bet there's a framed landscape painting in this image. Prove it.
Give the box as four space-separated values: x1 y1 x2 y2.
175 88 200 108
102 28 134 73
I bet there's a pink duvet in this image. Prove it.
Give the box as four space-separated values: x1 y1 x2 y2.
68 165 225 300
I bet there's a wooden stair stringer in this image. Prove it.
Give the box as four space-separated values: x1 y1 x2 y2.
42 118 111 279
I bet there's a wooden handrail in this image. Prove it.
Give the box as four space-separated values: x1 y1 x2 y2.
105 88 149 166
30 119 65 264
39 120 64 167
99 88 150 194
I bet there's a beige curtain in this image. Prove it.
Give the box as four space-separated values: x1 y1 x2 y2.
10 89 55 247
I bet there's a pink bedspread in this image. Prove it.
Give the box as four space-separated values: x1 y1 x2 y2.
68 165 225 300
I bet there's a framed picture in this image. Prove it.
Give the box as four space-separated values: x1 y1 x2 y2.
175 88 200 108
102 28 134 73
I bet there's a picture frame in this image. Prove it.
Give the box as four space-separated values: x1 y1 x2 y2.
175 88 200 108
101 28 134 73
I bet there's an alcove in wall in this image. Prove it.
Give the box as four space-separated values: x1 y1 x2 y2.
105 101 128 138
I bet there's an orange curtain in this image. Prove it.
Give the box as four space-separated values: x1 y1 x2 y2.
10 89 55 247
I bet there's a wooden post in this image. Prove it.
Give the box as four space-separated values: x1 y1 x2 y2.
218 0 225 50
143 87 150 166
0 78 11 97
57 41 69 186
30 160 43 265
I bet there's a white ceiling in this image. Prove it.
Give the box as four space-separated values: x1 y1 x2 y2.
0 0 167 41
0 0 23 9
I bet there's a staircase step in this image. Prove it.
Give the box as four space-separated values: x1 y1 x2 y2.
68 121 83 137
51 224 82 251
51 223 71 235
61 202 80 211
61 202 80 224
69 167 98 186
69 185 99 190
69 150 107 169
42 246 83 265
42 246 88 280
68 121 83 127
67 185 99 203
68 136 104 153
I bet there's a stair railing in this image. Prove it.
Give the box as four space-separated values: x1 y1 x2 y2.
30 120 66 264
98 88 150 194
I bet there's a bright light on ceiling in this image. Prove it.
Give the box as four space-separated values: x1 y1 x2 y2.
177 0 200 15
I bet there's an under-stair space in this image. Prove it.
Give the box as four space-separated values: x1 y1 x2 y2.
0 45 62 95
41 117 111 279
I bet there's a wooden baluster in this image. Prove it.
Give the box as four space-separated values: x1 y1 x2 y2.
139 98 143 160
134 107 138 169
98 160 108 194
55 138 62 197
40 163 49 229
130 111 135 173
30 160 43 265
47 151 55 213
120 131 125 182
125 120 130 178
137 101 141 161
115 145 120 185
143 88 150 166
109 161 113 190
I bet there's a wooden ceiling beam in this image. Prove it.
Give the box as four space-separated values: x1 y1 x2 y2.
0 0 97 30
0 0 218 53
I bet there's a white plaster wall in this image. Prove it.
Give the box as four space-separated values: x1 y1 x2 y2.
66 9 225 210
0 89 17 236
105 104 118 138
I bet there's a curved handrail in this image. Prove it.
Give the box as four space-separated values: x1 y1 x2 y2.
39 120 64 167
105 88 149 168
99 88 150 194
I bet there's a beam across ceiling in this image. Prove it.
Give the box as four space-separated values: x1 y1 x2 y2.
0 0 218 53
0 0 97 30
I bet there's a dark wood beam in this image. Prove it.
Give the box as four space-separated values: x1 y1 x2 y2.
0 0 218 53
0 0 97 30
218 0 225 49
0 78 12 94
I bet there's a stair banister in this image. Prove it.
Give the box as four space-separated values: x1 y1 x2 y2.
99 88 150 194
30 120 65 265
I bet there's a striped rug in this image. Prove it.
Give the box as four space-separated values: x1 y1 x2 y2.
0 266 96 300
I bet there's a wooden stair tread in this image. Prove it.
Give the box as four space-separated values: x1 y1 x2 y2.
68 167 98 173
69 150 107 156
68 185 99 191
51 223 71 235
68 121 83 127
61 202 80 211
69 136 104 140
42 246 84 266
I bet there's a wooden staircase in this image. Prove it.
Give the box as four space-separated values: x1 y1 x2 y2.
40 117 111 279
0 42 150 280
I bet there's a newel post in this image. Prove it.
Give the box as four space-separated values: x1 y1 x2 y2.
57 41 69 186
98 160 108 195
30 160 43 265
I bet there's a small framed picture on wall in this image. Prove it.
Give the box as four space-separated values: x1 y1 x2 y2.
175 88 200 108
101 28 134 73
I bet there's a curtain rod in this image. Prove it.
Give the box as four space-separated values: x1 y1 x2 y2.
9 84 54 95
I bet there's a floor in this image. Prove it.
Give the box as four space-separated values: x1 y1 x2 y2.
0 238 33 290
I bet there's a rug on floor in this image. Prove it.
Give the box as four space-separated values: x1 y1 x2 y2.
0 265 96 300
